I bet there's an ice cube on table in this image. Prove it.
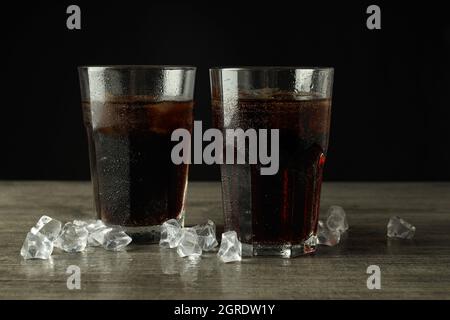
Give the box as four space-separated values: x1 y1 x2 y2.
87 224 131 250
20 232 54 260
177 228 202 258
317 220 341 246
89 226 114 246
102 229 132 251
85 220 105 233
30 215 62 242
159 219 182 248
85 220 107 247
387 216 416 239
325 206 349 234
54 222 89 252
72 220 89 227
217 231 242 263
193 219 218 251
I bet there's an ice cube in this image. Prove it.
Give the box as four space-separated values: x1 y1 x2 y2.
89 226 114 246
72 220 88 227
317 220 341 246
85 220 105 233
30 215 62 242
159 219 182 248
177 228 202 258
146 101 189 134
325 206 349 234
88 224 131 250
54 222 89 253
20 232 54 260
85 220 107 247
239 87 279 100
102 229 132 251
217 231 242 263
193 219 218 251
387 216 416 239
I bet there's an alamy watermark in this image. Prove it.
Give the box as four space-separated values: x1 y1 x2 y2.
66 265 81 290
66 5 81 30
66 5 380 31
171 121 279 175
366 265 381 289
366 5 381 30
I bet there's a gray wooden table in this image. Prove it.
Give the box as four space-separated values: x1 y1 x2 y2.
0 181 449 299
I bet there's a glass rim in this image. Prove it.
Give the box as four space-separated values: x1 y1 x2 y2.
209 66 334 72
78 65 197 71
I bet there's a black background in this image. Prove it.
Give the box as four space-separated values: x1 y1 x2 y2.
2 300 447 319
2 1 449 181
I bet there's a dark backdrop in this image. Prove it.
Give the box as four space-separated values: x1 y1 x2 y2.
2 1 450 181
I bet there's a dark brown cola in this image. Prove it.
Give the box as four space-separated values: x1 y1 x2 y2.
212 96 331 247
82 98 193 227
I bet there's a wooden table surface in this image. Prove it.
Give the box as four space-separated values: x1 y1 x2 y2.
0 181 449 299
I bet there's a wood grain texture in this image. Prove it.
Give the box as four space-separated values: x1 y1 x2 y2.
0 181 449 299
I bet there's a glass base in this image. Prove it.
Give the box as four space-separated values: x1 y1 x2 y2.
242 234 317 258
114 213 185 244
123 225 161 243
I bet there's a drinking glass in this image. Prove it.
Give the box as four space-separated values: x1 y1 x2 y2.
79 65 196 242
210 67 333 257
